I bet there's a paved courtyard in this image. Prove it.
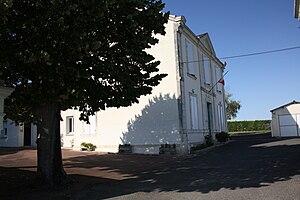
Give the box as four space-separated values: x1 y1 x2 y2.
0 134 300 200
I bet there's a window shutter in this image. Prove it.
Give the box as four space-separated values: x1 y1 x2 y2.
186 40 196 76
203 56 211 84
190 95 199 129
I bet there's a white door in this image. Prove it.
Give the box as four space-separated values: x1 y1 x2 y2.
278 114 298 137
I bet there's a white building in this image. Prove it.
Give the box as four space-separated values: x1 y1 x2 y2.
0 81 36 147
0 120 37 147
1 15 227 154
61 15 227 154
271 101 300 137
0 83 14 146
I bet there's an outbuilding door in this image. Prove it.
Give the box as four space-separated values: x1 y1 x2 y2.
24 123 32 146
278 114 299 137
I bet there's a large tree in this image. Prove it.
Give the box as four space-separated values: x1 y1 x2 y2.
0 0 168 186
225 93 241 120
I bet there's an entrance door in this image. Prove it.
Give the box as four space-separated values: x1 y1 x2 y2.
278 114 298 137
207 102 213 135
24 124 31 146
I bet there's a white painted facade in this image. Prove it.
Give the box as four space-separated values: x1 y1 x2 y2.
0 120 37 147
0 85 15 146
60 15 227 154
1 15 227 154
0 81 38 147
271 101 300 137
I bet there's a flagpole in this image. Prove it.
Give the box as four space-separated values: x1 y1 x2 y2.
208 71 229 93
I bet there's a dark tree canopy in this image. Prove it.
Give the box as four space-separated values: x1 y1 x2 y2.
0 0 169 186
225 93 241 120
0 0 168 123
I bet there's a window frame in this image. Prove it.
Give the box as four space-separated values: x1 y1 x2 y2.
186 39 197 77
66 116 74 135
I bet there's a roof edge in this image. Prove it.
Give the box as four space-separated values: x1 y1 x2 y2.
270 100 300 112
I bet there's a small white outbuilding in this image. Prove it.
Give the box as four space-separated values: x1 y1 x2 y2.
271 101 300 137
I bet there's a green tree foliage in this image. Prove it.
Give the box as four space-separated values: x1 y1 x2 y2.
228 120 271 132
0 0 169 186
225 93 241 120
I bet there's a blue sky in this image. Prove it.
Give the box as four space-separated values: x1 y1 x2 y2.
163 0 300 121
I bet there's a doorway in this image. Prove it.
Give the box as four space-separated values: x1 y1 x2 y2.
207 102 213 136
24 123 31 146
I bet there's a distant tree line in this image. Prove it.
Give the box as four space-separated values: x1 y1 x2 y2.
228 120 271 132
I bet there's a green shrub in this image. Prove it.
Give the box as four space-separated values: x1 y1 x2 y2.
190 136 214 153
205 135 214 146
81 142 96 151
215 132 229 142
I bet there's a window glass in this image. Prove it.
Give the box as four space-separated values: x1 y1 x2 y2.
66 116 74 134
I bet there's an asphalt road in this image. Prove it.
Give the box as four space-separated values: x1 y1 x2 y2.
104 135 300 200
1 134 300 200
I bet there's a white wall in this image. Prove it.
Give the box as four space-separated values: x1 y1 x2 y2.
98 18 182 153
271 103 300 137
61 17 182 154
178 33 204 145
0 120 20 147
177 27 226 147
60 15 227 154
0 86 13 132
0 121 38 147
30 124 37 146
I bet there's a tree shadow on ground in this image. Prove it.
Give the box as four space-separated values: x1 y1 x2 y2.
1 137 300 199
0 147 36 155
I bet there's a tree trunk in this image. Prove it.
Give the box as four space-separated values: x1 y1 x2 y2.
36 102 67 187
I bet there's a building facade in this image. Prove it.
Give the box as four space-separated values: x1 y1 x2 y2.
0 84 15 146
1 15 227 154
60 15 227 154
271 101 300 137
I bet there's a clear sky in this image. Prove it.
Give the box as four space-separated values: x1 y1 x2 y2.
163 0 300 121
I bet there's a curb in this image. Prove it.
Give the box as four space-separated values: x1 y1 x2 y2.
190 140 232 155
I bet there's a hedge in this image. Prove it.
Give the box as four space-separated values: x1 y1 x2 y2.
228 120 271 132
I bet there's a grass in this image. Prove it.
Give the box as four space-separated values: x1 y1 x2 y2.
229 130 270 135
